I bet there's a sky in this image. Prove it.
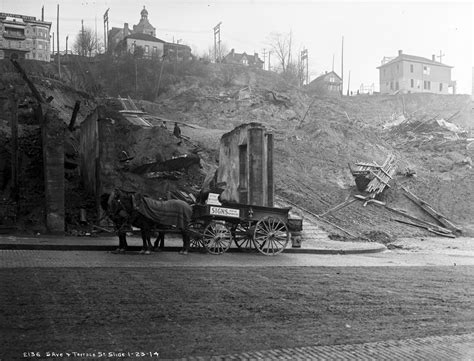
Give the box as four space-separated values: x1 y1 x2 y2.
1 0 473 94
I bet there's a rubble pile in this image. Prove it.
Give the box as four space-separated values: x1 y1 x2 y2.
385 113 472 153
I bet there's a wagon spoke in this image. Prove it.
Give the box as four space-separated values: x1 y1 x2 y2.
203 221 232 255
253 216 289 256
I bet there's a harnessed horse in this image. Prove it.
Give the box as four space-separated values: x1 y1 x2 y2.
102 189 192 255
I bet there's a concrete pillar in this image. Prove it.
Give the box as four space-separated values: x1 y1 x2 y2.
248 126 264 206
266 133 274 207
41 106 65 234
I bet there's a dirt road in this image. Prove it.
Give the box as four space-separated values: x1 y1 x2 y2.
1 245 473 360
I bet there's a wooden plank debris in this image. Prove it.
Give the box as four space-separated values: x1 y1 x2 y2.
401 186 462 235
392 218 456 238
350 154 397 196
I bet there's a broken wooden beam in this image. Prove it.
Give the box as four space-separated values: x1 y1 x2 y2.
68 100 81 131
392 218 455 238
319 197 358 217
401 186 462 235
383 205 453 235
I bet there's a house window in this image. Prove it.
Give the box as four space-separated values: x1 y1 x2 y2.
153 46 157 53
410 64 414 73
439 83 443 92
145 45 149 54
329 76 335 83
410 79 414 88
424 81 431 90
423 66 430 75
242 58 248 65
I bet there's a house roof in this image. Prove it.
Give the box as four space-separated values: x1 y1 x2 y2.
377 53 452 69
310 71 342 84
108 27 122 38
125 33 165 43
224 50 264 65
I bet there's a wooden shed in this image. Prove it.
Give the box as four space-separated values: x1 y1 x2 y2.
217 123 274 207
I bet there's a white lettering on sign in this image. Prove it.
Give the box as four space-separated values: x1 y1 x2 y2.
209 206 240 218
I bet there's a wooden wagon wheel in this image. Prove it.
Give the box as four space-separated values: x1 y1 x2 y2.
253 216 289 255
203 220 232 255
232 222 254 250
187 221 206 250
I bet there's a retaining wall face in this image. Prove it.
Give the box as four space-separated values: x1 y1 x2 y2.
79 109 99 195
97 120 202 199
42 106 65 234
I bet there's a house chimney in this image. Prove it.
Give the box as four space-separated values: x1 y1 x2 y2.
398 49 402 56
432 54 436 61
231 48 234 55
41 6 44 21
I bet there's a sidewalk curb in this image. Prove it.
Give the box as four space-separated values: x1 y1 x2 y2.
0 243 387 255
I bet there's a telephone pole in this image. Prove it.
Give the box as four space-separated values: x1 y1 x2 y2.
262 48 266 70
268 50 271 71
103 8 109 53
437 50 445 63
341 36 344 96
300 49 308 86
213 22 222 62
57 4 61 78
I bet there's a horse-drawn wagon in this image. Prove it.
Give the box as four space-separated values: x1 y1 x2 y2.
186 122 303 256
188 201 294 255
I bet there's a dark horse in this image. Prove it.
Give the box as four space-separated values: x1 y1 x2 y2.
102 189 192 255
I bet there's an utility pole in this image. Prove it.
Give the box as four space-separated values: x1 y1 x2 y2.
341 36 344 96
268 50 271 71
437 50 445 63
262 48 266 70
103 8 109 53
95 15 98 55
347 70 351 95
81 19 84 56
66 35 68 55
57 4 61 78
213 22 222 62
300 49 308 86
332 53 335 72
52 32 54 56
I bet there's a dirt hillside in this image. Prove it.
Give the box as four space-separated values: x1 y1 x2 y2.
1 59 473 239
151 63 474 239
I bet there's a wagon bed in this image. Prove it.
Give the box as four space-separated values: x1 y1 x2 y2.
189 202 296 256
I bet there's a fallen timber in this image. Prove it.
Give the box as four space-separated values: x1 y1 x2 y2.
391 218 456 238
282 197 357 238
401 186 462 235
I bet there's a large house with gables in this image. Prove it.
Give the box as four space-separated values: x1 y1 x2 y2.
223 49 264 69
377 50 456 95
109 6 191 60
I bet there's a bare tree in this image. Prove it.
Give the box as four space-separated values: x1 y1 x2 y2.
267 31 293 73
73 27 98 57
